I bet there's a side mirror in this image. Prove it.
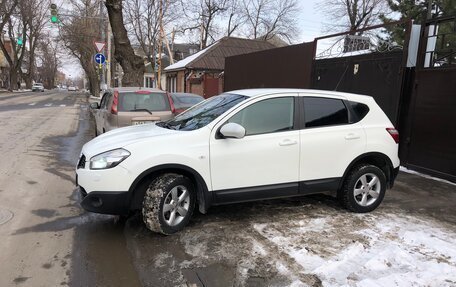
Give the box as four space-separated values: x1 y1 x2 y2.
219 122 246 139
90 102 99 109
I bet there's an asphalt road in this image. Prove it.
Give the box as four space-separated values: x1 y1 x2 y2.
0 90 141 287
1 90 455 287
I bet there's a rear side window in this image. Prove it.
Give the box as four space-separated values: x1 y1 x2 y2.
118 92 170 112
303 97 348 128
349 101 369 122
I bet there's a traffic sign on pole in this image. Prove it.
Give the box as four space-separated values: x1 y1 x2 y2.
94 53 106 64
94 41 106 52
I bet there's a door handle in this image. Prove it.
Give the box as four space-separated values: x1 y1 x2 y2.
279 139 297 146
345 133 360 140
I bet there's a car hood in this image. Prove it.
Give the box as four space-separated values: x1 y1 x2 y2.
82 124 178 156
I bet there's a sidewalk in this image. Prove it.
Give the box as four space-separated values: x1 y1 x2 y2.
0 89 32 94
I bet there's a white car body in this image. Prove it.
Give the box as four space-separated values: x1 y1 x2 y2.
76 89 400 216
32 83 44 92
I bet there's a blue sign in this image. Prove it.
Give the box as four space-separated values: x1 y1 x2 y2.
94 53 106 64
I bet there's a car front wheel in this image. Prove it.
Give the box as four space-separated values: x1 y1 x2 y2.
142 173 196 235
339 164 386 213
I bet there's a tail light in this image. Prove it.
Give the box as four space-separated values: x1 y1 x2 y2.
167 93 176 114
111 90 118 115
386 128 399 144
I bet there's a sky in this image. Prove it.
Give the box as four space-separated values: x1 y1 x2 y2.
297 0 325 42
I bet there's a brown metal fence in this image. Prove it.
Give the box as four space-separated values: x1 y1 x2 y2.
224 42 315 91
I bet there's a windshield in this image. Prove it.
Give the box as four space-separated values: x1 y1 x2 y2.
159 93 247 131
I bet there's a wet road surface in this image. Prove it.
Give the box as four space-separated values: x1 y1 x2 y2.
1 90 455 286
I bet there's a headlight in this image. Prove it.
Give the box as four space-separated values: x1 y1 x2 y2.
90 148 130 170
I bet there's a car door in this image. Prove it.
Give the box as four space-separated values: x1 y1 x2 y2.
210 94 300 204
96 92 110 133
299 95 366 191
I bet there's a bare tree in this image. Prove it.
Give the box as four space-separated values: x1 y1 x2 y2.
226 0 244 36
180 0 228 48
318 0 389 34
242 0 299 42
0 0 28 90
36 39 59 89
61 0 101 97
105 0 145 87
124 0 180 69
21 0 50 88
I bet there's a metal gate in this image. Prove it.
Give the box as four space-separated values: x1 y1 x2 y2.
400 16 456 182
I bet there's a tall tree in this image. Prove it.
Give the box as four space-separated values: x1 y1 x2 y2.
21 0 50 88
36 39 59 89
181 0 229 48
380 0 456 45
106 0 145 87
0 0 28 90
318 0 389 34
124 0 180 70
61 0 101 97
242 0 300 42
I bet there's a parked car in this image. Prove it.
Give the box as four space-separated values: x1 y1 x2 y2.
89 87 175 136
68 86 77 91
32 83 44 92
77 89 400 235
170 93 204 114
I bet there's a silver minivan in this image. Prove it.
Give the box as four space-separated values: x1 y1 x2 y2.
90 87 175 136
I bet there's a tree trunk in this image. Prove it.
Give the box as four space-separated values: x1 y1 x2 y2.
105 0 145 87
9 67 18 91
24 74 33 89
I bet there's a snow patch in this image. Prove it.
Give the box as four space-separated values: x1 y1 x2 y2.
400 166 456 186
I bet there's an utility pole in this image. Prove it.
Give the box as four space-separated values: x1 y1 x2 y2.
99 0 105 90
106 21 111 88
157 0 163 90
427 0 433 19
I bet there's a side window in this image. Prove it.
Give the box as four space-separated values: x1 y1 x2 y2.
228 97 294 136
349 101 369 122
303 97 348 128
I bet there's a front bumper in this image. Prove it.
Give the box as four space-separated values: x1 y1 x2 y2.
79 187 130 215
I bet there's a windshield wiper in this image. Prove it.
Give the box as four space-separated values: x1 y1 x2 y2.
156 121 177 130
130 108 153 114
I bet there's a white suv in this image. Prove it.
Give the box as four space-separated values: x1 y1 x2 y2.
76 89 400 234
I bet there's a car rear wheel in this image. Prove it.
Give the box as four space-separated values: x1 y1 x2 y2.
142 173 195 235
339 164 386 213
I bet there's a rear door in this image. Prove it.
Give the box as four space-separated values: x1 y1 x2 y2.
299 95 366 186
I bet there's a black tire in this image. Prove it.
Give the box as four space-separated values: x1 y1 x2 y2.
339 164 386 213
142 173 196 235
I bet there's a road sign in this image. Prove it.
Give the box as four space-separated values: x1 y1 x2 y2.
94 41 106 52
94 53 106 64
